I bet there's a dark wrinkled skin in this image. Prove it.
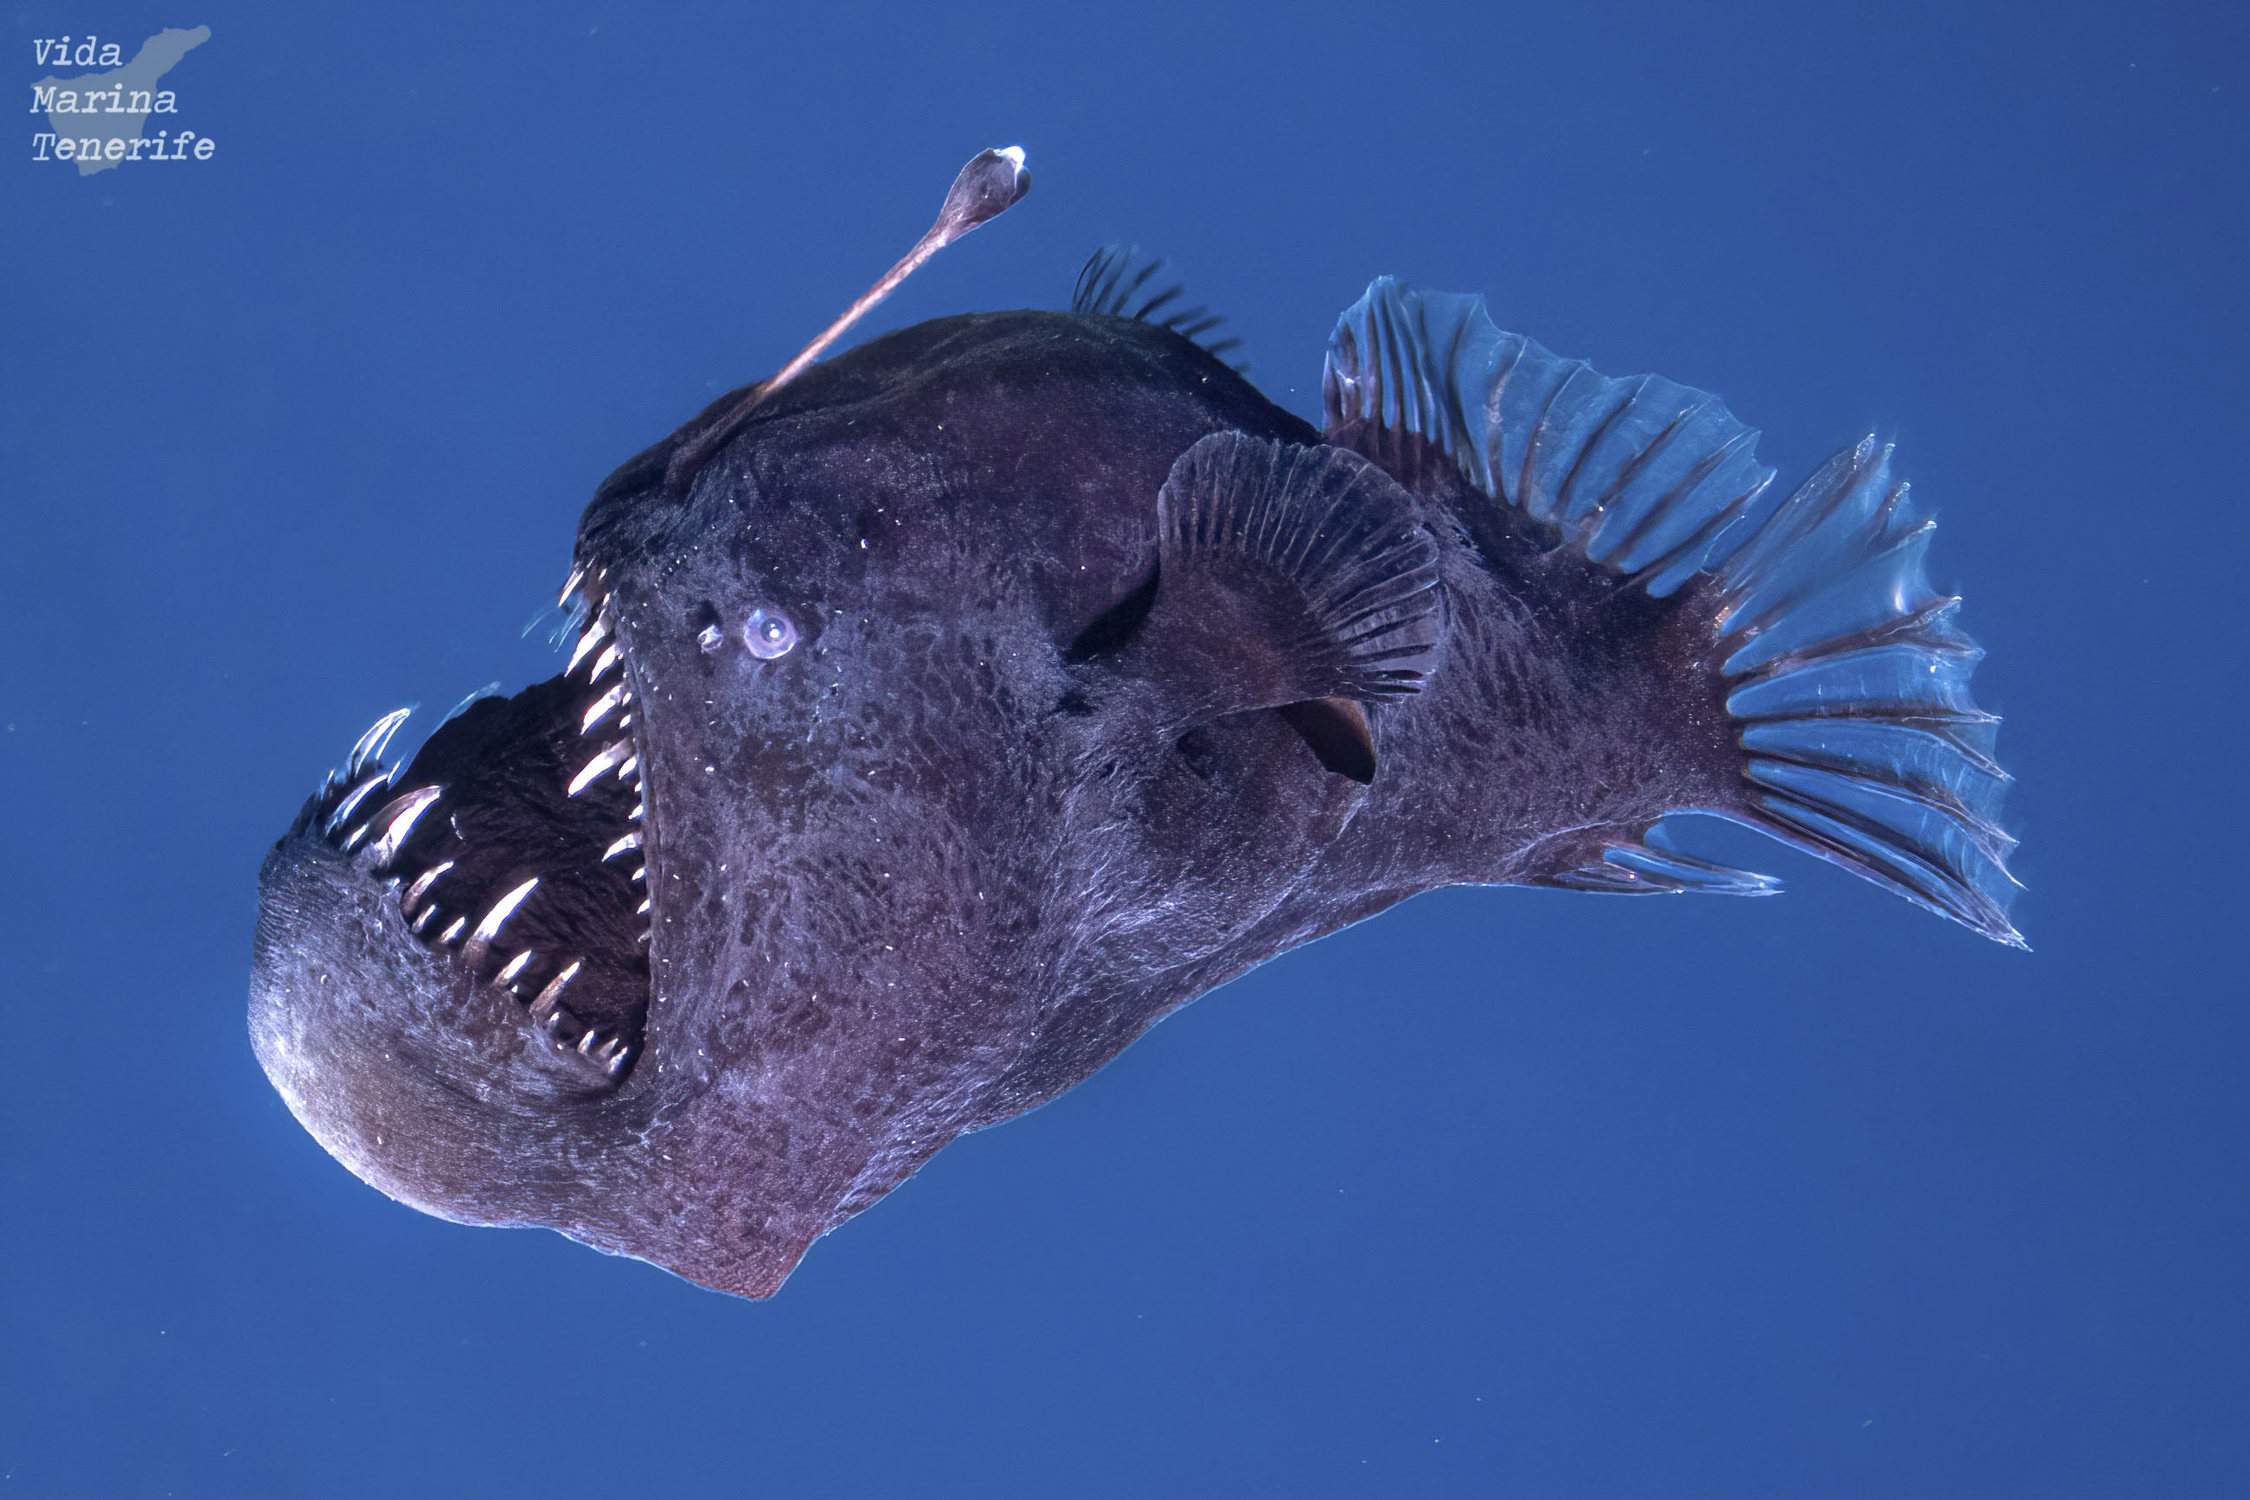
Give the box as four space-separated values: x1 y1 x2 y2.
251 311 1735 1297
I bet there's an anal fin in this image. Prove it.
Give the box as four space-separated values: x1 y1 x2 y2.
1533 823 1781 897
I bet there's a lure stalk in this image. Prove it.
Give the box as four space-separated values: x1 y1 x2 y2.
667 146 1030 490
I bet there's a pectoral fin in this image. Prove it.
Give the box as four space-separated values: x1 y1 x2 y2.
1109 431 1441 771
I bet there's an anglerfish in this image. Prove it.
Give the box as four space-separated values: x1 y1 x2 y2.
250 148 2022 1299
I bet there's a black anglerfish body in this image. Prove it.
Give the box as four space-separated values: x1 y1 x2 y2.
251 164 2021 1300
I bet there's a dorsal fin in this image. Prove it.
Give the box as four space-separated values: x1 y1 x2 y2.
1323 278 2022 945
1323 277 1776 593
1072 245 1245 370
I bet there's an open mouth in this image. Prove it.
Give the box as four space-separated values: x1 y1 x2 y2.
293 564 650 1078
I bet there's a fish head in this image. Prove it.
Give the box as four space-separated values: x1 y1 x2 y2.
249 309 1420 1295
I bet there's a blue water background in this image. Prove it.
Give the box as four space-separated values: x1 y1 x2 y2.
5 2 2245 1494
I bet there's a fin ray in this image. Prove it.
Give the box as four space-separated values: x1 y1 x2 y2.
1535 823 1782 897
1072 246 1246 371
1151 432 1442 705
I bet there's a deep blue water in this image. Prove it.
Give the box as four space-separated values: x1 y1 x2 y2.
6 2 2246 1494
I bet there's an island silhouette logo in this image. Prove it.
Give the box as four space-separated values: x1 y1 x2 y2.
31 27 213 174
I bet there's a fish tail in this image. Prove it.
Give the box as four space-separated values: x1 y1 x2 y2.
1322 277 2023 946
1695 436 2024 947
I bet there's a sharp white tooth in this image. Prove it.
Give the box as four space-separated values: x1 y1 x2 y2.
590 643 622 681
629 864 645 884
577 1028 605 1057
629 802 644 823
568 617 609 674
403 860 454 909
324 769 393 836
365 787 443 866
495 950 534 986
529 959 582 1021
346 707 414 779
618 755 639 782
439 916 467 945
411 904 440 935
470 877 539 948
559 565 586 607
604 832 640 862
568 741 630 797
635 897 651 915
461 881 540 976
582 683 627 734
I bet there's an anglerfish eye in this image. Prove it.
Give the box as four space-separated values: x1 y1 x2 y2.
742 606 799 660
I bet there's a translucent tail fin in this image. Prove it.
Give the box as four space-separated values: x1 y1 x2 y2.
1710 437 2022 945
